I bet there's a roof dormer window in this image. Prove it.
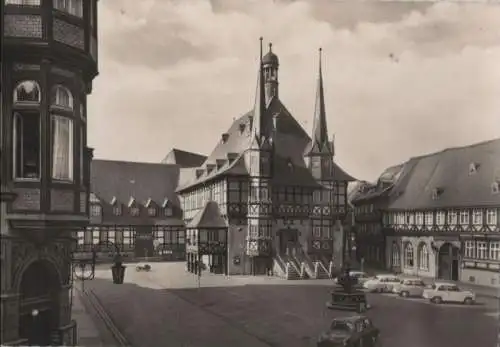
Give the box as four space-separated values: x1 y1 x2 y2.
492 181 500 194
128 197 140 216
239 123 246 134
432 187 443 200
110 196 117 205
112 205 122 216
469 162 479 175
128 197 136 208
221 133 229 144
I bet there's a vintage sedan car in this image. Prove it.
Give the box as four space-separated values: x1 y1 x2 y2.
423 282 476 304
333 271 371 286
392 278 426 297
317 315 380 347
363 274 400 293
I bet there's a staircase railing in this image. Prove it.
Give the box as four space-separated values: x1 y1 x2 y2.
292 245 314 278
318 260 331 278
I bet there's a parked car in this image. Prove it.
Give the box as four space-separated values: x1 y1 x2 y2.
363 274 400 293
392 278 426 297
317 315 380 347
333 271 371 286
423 282 476 305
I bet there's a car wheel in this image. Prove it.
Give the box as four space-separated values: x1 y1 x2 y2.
431 296 442 304
463 297 474 305
401 291 410 298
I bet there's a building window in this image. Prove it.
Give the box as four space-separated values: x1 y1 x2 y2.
51 115 74 181
459 211 469 225
391 242 400 267
415 212 423 226
163 207 173 217
473 209 483 225
424 212 433 226
464 241 474 258
404 243 414 268
112 205 122 216
313 226 321 238
477 242 487 259
130 207 140 216
53 0 83 17
447 210 457 225
435 211 445 226
148 207 157 217
417 243 429 270
486 209 498 226
489 242 500 261
13 80 41 103
6 0 41 5
13 112 40 180
405 212 414 225
92 229 99 244
90 204 101 216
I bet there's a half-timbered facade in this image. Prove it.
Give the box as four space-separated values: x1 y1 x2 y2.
177 41 355 278
74 154 205 262
355 139 500 288
1 0 99 345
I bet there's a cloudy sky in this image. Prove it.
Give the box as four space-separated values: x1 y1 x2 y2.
89 0 500 181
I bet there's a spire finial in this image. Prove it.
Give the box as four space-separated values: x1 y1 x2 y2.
259 37 263 61
319 47 323 71
269 42 273 52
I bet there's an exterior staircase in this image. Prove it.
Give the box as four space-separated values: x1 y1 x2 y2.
314 260 332 279
273 254 303 280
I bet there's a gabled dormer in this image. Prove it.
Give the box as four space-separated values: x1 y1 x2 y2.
110 196 122 216
492 181 500 194
89 192 102 217
162 198 173 217
144 198 157 217
128 196 140 216
432 187 444 200
469 162 480 175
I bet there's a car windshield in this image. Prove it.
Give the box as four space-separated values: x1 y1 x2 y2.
330 321 354 333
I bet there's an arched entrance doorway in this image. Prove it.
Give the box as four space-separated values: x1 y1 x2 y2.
437 243 460 281
18 260 61 346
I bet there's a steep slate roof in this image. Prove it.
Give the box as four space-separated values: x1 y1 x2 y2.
388 138 500 209
91 160 183 208
178 97 354 190
161 148 207 168
187 201 227 228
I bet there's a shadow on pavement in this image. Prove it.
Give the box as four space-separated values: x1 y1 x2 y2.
84 275 499 347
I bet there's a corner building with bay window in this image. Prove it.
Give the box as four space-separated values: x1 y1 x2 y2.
1 0 99 345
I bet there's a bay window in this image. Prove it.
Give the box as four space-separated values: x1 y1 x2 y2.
51 85 74 182
12 80 41 180
51 115 74 181
53 0 83 17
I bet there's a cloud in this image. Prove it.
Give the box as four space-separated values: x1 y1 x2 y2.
89 0 500 181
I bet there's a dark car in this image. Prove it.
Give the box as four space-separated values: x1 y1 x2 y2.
317 315 380 347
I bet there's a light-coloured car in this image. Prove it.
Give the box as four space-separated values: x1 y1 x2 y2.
333 271 371 286
392 278 426 297
422 282 476 305
363 274 400 293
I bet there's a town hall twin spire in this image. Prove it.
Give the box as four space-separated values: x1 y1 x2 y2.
250 38 334 163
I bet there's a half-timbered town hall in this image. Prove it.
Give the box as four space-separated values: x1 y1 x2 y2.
77 40 356 279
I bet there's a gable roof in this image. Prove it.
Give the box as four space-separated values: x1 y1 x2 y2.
161 148 207 168
90 160 183 207
178 97 355 190
388 138 500 210
187 201 227 228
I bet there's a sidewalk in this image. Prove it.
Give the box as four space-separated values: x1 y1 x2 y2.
72 288 107 347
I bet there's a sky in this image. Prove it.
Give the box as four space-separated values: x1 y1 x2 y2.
89 0 500 182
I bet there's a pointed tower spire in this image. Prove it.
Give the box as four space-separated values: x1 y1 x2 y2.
311 47 328 149
251 37 267 145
